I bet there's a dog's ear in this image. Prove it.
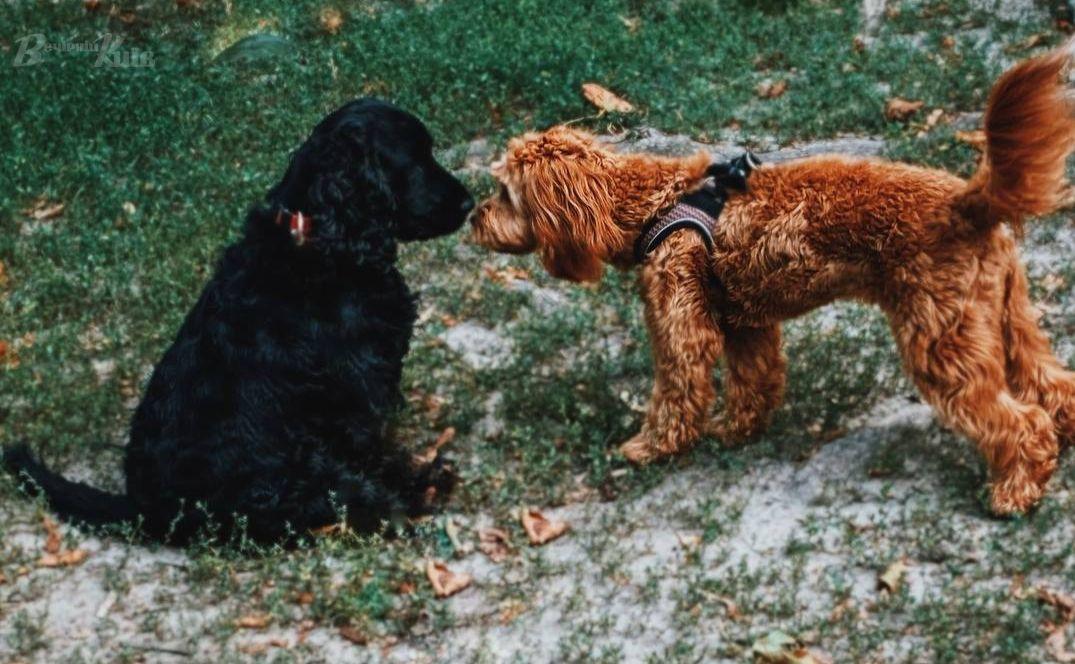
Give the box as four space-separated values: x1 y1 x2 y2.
512 141 620 283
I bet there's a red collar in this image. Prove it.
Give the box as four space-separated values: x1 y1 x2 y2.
273 208 313 246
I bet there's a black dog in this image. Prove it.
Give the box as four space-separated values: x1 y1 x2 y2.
3 99 474 544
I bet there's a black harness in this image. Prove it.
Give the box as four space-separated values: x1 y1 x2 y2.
634 151 760 263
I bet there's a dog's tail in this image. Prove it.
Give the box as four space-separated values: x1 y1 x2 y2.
3 443 139 527
958 41 1075 230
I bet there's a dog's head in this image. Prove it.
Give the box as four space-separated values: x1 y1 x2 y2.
268 98 474 248
470 127 710 282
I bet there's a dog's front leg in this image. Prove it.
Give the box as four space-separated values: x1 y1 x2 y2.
621 244 723 464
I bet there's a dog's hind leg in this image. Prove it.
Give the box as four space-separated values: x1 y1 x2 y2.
1001 247 1075 447
710 324 786 445
888 259 1058 515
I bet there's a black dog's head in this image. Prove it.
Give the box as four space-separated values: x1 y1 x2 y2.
266 98 473 250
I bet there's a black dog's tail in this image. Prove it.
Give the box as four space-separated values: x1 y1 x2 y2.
3 444 138 527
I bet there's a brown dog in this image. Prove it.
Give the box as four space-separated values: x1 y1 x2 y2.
470 45 1075 515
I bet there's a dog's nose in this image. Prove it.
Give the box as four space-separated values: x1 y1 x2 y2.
459 197 475 215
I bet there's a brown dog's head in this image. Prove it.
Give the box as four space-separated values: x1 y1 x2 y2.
470 127 710 282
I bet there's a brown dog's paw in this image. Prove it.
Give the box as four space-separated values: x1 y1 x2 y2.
619 433 662 465
706 417 761 448
989 467 1050 516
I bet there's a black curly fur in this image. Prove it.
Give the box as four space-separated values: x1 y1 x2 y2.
3 98 474 544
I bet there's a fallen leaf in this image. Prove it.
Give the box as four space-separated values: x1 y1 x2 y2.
1039 587 1075 622
923 108 945 130
756 79 789 99
0 261 9 289
338 625 368 645
0 572 6 584
425 559 472 598
320 7 344 34
1007 33 1047 52
520 508 569 546
42 515 61 554
37 549 88 568
941 35 956 49
878 559 908 594
83 0 100 10
235 612 272 630
396 581 416 595
414 426 456 464
296 620 315 645
310 522 349 537
238 639 289 656
885 97 925 121
711 593 742 621
483 265 531 285
498 599 527 624
1047 629 1075 663
582 82 635 113
295 591 315 606
752 630 832 664
444 517 469 554
478 527 512 562
955 129 987 151
22 200 65 221
618 14 641 33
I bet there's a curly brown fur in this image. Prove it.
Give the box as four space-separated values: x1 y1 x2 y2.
470 45 1075 516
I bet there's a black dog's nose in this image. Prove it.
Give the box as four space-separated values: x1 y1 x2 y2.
460 197 475 215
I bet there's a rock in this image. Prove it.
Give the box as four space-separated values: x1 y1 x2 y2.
439 322 514 370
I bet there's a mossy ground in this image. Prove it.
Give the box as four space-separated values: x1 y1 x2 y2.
2 1 1075 662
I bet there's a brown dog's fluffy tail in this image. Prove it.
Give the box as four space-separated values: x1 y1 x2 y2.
959 42 1075 230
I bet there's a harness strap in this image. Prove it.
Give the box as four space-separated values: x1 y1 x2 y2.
633 151 760 264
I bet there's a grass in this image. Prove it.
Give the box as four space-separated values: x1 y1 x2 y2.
2 0 1075 662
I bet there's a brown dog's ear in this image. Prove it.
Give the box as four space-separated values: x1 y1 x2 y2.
516 147 620 283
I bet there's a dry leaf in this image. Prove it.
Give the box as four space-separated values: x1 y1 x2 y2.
1007 33 1046 52
396 581 416 595
478 527 512 562
0 261 9 290
235 612 272 629
885 97 925 121
338 625 369 645
752 631 832 664
1039 587 1075 622
414 426 456 464
941 35 956 49
425 559 472 598
498 599 527 624
955 129 987 151
295 591 315 606
83 0 100 10
238 639 289 656
582 83 635 113
310 522 349 537
296 619 315 645
618 14 641 33
709 593 742 621
22 200 65 221
320 7 344 34
520 508 569 546
878 559 908 594
1047 629 1075 663
42 515 61 554
756 79 788 100
483 265 531 285
923 108 945 130
37 549 88 568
